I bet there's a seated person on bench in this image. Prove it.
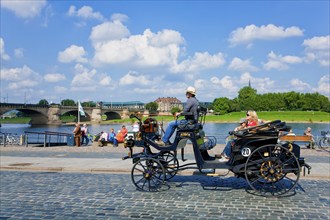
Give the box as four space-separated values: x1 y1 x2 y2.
304 127 315 148
156 86 199 146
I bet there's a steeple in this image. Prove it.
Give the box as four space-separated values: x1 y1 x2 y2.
248 79 251 88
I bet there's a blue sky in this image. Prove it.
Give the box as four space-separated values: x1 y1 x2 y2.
1 0 329 104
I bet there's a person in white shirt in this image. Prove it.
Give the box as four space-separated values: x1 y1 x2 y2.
98 131 108 147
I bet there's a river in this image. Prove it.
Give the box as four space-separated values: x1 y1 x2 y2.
1 122 329 144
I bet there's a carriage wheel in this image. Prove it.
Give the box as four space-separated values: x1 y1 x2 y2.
159 151 179 180
244 144 300 196
131 158 165 192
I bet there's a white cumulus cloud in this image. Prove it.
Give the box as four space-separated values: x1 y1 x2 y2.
92 27 184 67
303 35 330 66
171 52 225 73
228 57 259 72
1 0 47 18
90 20 131 45
211 76 238 92
263 51 303 71
119 71 153 86
0 38 10 60
290 78 311 91
58 45 88 63
229 24 304 46
0 65 41 90
313 75 330 95
44 73 66 83
67 5 104 21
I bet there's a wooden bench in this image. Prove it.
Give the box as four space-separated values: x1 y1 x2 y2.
279 135 315 149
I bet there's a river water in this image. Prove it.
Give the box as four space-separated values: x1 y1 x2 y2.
1 122 329 144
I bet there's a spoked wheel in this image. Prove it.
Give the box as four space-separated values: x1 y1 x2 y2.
244 144 300 197
319 137 330 150
158 151 179 180
131 158 165 192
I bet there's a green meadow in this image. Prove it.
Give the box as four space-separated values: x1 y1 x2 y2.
1 111 329 124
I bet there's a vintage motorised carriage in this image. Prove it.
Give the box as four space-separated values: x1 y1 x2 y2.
122 107 311 196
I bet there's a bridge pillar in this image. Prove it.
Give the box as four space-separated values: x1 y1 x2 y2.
143 110 149 117
121 109 130 119
47 106 62 124
91 108 102 123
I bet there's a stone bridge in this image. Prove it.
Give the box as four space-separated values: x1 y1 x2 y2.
0 103 147 125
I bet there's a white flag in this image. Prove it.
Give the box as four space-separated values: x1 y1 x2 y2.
78 101 85 116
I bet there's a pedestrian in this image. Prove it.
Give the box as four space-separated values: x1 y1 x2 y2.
73 123 82 147
81 124 89 145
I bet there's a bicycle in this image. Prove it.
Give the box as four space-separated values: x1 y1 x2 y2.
318 131 330 149
0 133 20 145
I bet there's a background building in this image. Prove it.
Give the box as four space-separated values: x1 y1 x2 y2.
155 97 183 112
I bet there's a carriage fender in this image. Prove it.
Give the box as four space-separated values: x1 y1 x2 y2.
176 139 188 150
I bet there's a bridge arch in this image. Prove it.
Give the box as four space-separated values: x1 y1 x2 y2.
103 111 121 120
9 109 48 125
60 109 91 122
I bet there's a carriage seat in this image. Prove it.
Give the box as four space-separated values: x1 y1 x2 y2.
177 120 203 131
176 105 207 131
233 120 290 138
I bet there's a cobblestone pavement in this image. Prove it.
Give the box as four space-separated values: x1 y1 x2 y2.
1 171 329 219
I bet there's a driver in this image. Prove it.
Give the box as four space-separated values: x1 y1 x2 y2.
156 86 199 146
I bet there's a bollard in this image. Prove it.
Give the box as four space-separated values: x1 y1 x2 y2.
44 133 47 147
20 134 26 146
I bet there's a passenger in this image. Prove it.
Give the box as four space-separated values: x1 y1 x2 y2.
73 123 81 147
98 131 108 147
156 86 199 146
108 128 116 143
218 110 260 162
81 124 88 146
304 127 315 148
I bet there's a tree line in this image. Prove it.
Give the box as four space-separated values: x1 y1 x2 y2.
37 86 330 114
212 86 330 114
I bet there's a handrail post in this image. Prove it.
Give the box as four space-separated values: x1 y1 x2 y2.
25 134 29 147
4 133 6 147
44 132 47 147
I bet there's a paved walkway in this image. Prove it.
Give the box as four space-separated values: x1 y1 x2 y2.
1 144 329 179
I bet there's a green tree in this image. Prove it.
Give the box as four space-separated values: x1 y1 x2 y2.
61 99 75 106
145 102 158 113
213 97 231 115
82 101 96 107
283 91 301 110
170 106 181 115
38 99 49 105
237 86 258 110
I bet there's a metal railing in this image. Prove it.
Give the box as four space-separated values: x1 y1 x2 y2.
24 131 72 147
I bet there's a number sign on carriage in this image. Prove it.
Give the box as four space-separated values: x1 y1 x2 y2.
241 147 251 157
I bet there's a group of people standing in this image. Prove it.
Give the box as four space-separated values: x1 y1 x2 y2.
73 123 89 147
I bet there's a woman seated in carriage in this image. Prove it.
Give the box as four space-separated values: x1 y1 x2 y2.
217 110 260 162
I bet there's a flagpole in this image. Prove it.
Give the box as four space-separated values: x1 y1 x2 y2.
78 100 80 124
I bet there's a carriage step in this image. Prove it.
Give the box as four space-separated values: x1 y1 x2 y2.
199 169 215 174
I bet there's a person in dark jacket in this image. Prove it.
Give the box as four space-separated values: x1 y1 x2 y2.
156 86 199 146
73 123 81 147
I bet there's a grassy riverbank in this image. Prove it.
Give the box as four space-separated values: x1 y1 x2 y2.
1 111 329 124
